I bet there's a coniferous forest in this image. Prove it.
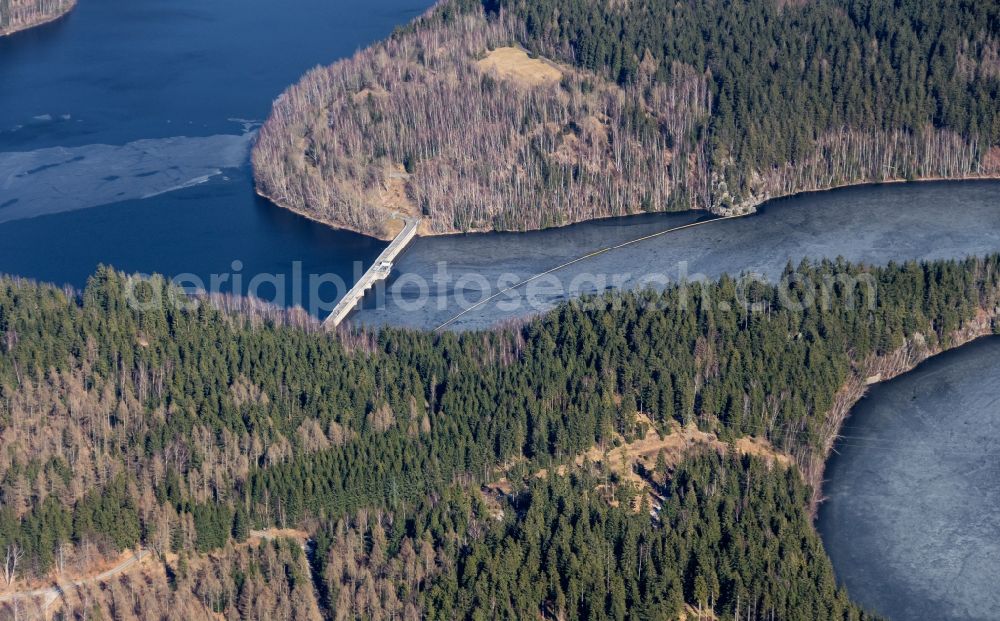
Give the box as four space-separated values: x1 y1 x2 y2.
0 255 998 618
4 0 1000 619
253 0 1000 237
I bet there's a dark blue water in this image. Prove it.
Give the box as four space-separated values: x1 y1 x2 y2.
0 0 435 314
0 0 430 150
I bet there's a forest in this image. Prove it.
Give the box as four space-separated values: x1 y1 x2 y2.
253 0 1000 238
0 254 997 618
0 0 74 36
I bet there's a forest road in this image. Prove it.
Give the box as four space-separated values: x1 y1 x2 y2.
0 529 309 612
0 548 149 611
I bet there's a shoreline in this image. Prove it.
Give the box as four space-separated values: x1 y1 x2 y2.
254 188 401 242
258 173 1000 243
0 0 76 38
265 175 1000 508
807 305 999 517
755 173 1000 211
261 172 1000 524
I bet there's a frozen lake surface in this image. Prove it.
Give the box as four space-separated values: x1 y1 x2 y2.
817 337 1000 620
354 180 1000 330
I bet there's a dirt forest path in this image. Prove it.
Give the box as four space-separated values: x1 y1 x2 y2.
0 549 149 612
0 529 314 617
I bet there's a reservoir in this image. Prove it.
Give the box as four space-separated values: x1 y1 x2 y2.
2 1 998 327
0 0 435 307
1 1 998 327
817 336 1000 620
2 1 1000 619
353 180 1000 330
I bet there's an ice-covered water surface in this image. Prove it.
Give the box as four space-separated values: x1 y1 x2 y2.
0 133 253 223
353 180 1000 330
817 336 1000 620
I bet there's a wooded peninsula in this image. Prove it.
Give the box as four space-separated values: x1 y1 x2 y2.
253 0 1000 238
1 255 998 618
0 0 74 36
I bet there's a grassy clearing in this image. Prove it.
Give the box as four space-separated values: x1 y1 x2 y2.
476 46 562 87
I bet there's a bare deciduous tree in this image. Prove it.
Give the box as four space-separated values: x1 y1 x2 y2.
253 3 999 239
3 543 24 587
